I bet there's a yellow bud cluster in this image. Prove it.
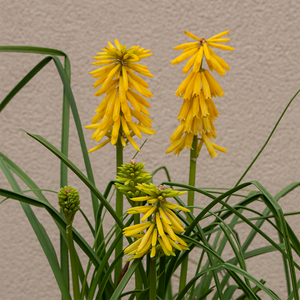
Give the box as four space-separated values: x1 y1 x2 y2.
167 30 234 158
86 40 156 152
123 184 189 261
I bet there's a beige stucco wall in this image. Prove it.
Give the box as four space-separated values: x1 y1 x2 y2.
1 0 299 299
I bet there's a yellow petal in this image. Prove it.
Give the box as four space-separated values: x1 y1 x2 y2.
184 31 201 41
207 30 230 40
208 43 234 51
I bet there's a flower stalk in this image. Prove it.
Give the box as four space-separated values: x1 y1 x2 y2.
149 258 157 300
115 141 124 284
66 224 80 300
179 135 199 292
58 186 81 300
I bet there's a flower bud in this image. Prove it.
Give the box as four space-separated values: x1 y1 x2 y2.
115 161 152 198
58 186 80 225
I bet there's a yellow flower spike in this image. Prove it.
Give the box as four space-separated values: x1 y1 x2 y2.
168 30 234 156
140 205 157 222
123 184 190 260
137 223 155 251
152 228 158 246
155 212 165 237
88 42 154 152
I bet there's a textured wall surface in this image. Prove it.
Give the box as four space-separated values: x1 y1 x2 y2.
1 0 299 299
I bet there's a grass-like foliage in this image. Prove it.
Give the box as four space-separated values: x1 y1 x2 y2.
0 46 299 300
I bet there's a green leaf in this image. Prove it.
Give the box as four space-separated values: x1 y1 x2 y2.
25 131 123 229
0 159 72 300
109 259 141 300
0 189 102 268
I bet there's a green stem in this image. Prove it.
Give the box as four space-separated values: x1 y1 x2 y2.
187 135 198 221
60 56 71 298
67 224 80 300
114 142 123 284
149 258 157 300
134 213 143 297
179 135 198 293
